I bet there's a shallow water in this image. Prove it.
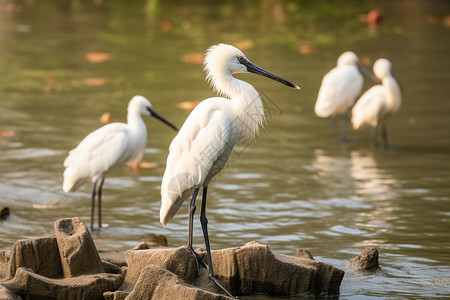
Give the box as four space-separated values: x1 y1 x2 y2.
1 1 449 299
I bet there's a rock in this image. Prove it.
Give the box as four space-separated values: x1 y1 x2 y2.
121 246 213 293
54 217 105 277
125 265 230 300
349 247 379 271
141 234 168 247
7 236 62 280
0 207 10 219
296 248 314 260
208 241 344 296
2 267 122 300
0 284 21 300
0 217 125 300
111 241 344 298
0 251 11 280
98 250 127 268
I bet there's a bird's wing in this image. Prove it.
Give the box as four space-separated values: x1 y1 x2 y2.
63 123 131 192
315 66 363 117
351 86 386 129
160 105 236 225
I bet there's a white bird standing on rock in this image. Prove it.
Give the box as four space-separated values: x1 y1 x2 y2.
352 58 402 148
315 51 378 141
159 43 300 298
63 95 177 231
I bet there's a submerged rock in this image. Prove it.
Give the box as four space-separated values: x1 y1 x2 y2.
349 247 379 271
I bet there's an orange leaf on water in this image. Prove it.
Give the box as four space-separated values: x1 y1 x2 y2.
83 78 107 86
85 52 113 63
299 45 316 54
182 53 204 64
0 130 17 137
139 161 158 169
100 112 111 123
177 100 200 110
234 40 254 51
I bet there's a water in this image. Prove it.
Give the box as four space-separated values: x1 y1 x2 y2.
1 1 449 299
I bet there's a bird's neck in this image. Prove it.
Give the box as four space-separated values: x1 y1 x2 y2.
383 77 402 113
221 76 266 145
127 111 147 135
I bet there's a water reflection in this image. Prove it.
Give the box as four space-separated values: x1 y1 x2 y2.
311 149 400 244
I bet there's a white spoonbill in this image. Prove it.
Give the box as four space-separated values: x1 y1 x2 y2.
160 44 300 298
63 95 177 231
352 58 402 148
315 51 378 141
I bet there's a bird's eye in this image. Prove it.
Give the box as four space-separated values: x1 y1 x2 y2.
238 56 244 62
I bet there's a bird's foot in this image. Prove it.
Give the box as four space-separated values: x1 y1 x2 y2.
209 274 237 299
89 223 110 232
186 246 207 276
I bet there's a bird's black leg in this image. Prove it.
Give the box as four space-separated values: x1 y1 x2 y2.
186 188 206 275
381 124 388 149
332 115 338 137
341 112 349 142
97 177 105 229
372 126 379 149
90 178 99 231
200 186 236 299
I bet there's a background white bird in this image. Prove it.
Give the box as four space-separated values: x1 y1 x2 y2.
63 95 177 231
315 51 378 141
352 58 402 148
160 43 300 298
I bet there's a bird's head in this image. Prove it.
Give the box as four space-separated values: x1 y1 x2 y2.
129 95 178 131
203 43 300 92
337 51 359 66
373 58 392 80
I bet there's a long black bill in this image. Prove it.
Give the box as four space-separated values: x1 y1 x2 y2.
240 58 301 89
148 108 178 131
357 63 381 84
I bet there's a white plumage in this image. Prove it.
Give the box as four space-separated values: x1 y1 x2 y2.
352 58 402 147
159 43 299 298
63 95 177 230
315 51 364 118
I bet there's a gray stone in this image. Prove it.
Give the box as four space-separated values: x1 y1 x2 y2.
54 217 105 277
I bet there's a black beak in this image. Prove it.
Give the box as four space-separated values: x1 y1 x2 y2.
240 58 301 89
148 108 178 131
357 63 381 84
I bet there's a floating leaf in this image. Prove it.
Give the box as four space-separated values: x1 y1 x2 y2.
234 40 254 51
100 112 111 123
0 130 17 137
299 45 316 54
83 78 107 86
177 100 199 110
85 52 113 63
139 161 158 169
182 53 204 64
161 20 172 31
32 200 61 209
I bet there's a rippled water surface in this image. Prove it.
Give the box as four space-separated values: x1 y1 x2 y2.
1 1 449 299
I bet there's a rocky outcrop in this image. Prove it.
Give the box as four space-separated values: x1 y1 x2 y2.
107 241 344 299
0 217 124 300
0 218 345 300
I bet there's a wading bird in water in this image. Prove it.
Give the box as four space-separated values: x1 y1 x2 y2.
314 51 378 141
160 44 300 298
63 95 177 231
352 58 402 148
